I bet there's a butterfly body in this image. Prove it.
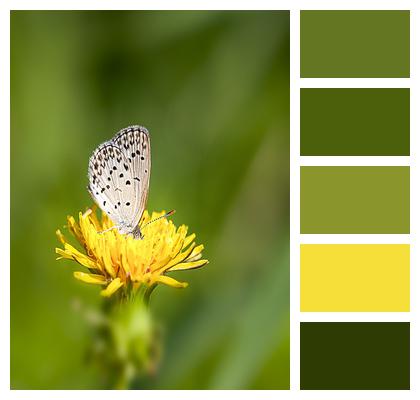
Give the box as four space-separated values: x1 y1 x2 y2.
88 125 151 239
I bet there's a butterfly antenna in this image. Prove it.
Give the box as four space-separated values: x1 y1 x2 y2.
141 210 176 229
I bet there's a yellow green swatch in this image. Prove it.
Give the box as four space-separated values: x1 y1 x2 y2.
301 10 410 77
300 167 410 234
300 89 410 156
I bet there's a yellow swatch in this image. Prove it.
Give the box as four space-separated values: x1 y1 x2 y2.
301 244 410 312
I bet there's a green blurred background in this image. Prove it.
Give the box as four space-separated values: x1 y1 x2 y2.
11 11 290 389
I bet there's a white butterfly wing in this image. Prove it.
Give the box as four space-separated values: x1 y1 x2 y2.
88 143 129 225
88 126 151 231
111 126 151 229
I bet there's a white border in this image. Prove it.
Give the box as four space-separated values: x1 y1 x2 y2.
300 234 411 244
2 1 419 399
409 0 418 391
2 0 416 10
301 78 411 88
300 156 411 166
300 313 411 322
1 0 10 398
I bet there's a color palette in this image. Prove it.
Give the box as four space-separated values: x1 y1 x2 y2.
300 88 410 156
300 166 410 234
300 322 410 390
298 9 411 392
300 244 410 312
300 10 410 77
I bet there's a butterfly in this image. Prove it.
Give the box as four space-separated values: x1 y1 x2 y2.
87 125 172 239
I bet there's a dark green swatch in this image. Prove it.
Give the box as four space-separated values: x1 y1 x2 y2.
300 166 410 233
301 10 410 77
301 88 410 156
300 322 410 390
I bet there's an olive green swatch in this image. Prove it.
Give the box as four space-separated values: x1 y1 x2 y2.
300 322 410 390
301 10 410 77
300 167 410 233
300 88 410 156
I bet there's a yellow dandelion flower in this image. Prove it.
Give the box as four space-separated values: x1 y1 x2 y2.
55 207 208 298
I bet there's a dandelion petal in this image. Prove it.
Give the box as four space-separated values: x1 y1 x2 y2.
101 278 123 297
73 271 107 285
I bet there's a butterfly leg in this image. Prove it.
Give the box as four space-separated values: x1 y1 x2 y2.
131 225 144 240
98 225 119 234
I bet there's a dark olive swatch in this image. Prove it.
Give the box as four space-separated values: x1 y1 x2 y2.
301 10 410 77
300 88 410 156
300 166 410 234
300 322 410 390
